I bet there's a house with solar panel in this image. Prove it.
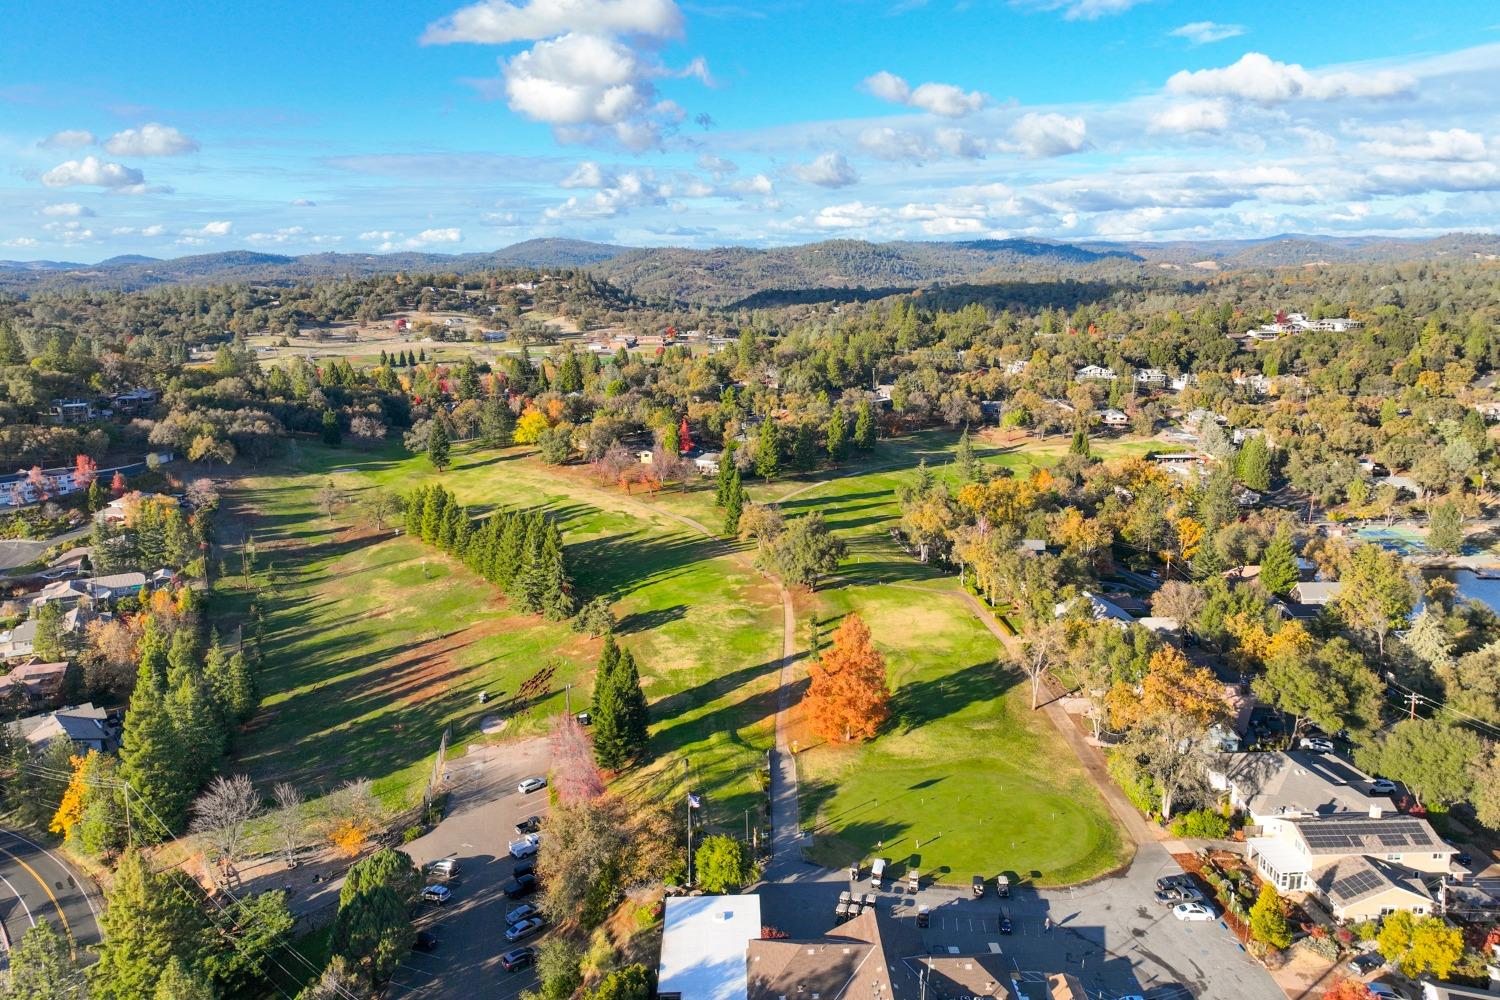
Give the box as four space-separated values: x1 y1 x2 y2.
1246 807 1456 922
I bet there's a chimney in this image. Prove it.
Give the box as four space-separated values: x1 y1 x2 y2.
1369 805 1383 819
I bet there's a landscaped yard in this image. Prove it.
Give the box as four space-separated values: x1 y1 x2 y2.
225 440 783 823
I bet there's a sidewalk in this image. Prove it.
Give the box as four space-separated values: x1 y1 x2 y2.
768 584 806 871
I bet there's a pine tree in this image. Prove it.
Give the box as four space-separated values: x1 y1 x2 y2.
537 522 575 621
954 427 978 482
90 850 211 1000
427 416 451 472
591 635 621 717
826 407 848 463
1428 500 1464 555
419 486 448 544
593 647 649 768
480 394 516 448
613 649 650 762
755 420 781 480
321 410 342 447
791 422 818 471
6 919 85 1000
87 477 107 513
663 422 680 456
854 400 876 449
714 443 736 507
167 668 224 787
1069 426 1091 457
153 957 216 1000
515 515 546 613
723 473 744 537
1236 434 1271 491
404 485 428 537
496 512 526 589
119 660 194 834
1259 530 1299 596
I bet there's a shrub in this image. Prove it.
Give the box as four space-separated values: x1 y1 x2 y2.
1169 808 1230 839
1106 751 1159 820
401 826 422 844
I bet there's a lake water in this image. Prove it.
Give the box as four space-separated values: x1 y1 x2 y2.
1425 568 1500 614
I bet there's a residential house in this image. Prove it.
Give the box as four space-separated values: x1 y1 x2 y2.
0 661 70 706
693 452 721 476
1377 475 1426 501
1097 408 1129 428
481 331 508 342
1134 368 1168 387
1473 401 1500 424
46 399 99 425
111 388 158 415
0 620 36 661
32 571 148 610
1074 365 1117 382
1208 751 1389 826
1234 487 1262 508
1247 809 1453 919
95 491 179 525
658 895 761 1000
1291 581 1342 606
1018 538 1048 556
1420 974 1500 999
636 450 655 465
1310 317 1363 332
1056 591 1133 626
1169 373 1194 392
8 703 119 754
1003 359 1028 375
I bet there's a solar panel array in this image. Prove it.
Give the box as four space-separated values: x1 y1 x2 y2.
1299 817 1436 853
1326 867 1386 902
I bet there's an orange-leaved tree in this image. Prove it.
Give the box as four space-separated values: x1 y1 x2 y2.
805 614 891 743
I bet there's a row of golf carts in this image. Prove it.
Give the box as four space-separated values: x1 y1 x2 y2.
848 858 1011 897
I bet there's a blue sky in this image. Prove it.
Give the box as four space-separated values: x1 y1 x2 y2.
4 0 1500 259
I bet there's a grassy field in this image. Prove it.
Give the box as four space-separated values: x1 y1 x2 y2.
225 440 782 823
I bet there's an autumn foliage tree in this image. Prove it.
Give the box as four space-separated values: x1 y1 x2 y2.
804 614 890 743
1323 979 1375 1000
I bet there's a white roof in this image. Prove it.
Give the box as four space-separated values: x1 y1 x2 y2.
658 895 761 1000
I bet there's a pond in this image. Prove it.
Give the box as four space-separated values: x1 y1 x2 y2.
1423 567 1500 615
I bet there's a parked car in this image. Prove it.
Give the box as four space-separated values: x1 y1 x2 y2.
505 916 546 942
419 885 453 904
514 857 538 878
518 777 547 794
1299 737 1335 753
1367 779 1397 796
509 833 541 859
413 930 439 952
1172 902 1215 922
1347 952 1384 975
506 902 540 925
998 916 1012 935
426 858 460 879
503 874 538 898
1367 985 1398 999
1155 873 1195 893
1155 886 1204 906
500 947 536 972
515 816 542 835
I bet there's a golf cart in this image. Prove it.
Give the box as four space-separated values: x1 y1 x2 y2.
972 875 985 898
997 874 1010 898
869 857 887 891
916 905 930 929
906 869 919 894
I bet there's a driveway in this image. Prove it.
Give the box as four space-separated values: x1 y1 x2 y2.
386 738 552 1000
759 843 1282 1000
0 828 102 964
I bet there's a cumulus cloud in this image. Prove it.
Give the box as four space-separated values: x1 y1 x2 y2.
180 221 233 238
857 126 984 163
41 202 95 218
41 156 146 191
4 237 41 248
247 227 308 244
696 153 738 178
111 224 167 238
42 220 97 245
413 227 462 244
1014 0 1151 21
422 0 682 44
1169 21 1244 45
1166 52 1414 104
560 160 613 188
791 151 858 188
1355 126 1488 161
104 123 199 156
1004 112 1088 157
39 129 96 149
861 71 988 117
546 170 669 218
813 201 890 229
1149 100 1230 134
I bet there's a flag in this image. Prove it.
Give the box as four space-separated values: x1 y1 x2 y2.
687 792 701 810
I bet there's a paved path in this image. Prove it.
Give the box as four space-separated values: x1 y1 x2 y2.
767 585 805 870
0 827 102 964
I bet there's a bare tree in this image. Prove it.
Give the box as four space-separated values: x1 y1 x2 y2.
359 488 402 530
184 477 221 510
314 481 345 517
1018 618 1067 711
190 774 262 886
1151 581 1206 629
271 782 307 868
549 713 605 802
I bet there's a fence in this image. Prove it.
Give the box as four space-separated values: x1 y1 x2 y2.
423 724 453 816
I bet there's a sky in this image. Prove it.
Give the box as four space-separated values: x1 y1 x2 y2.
4 0 1500 261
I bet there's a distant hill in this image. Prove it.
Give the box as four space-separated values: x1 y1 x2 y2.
1 231 1495 298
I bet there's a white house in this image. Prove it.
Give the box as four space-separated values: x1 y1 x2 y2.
1291 581 1342 606
693 452 721 476
1074 365 1117 382
1097 408 1129 427
657 895 762 1000
1134 368 1167 387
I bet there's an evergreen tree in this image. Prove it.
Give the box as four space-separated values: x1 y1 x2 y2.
954 427 978 482
329 850 417 986
791 422 818 471
153 957 217 1000
1236 434 1271 491
537 522 575 621
591 635 621 717
1259 530 1299 596
479 394 516 448
514 515 546 613
90 850 210 1000
593 648 649 767
419 487 448 544
320 410 341 447
1428 500 1464 555
854 400 877 449
662 422 680 456
723 473 744 537
427 416 451 472
755 420 781 480
613 649 650 761
87 477 107 513
495 511 526 589
6 919 85 1000
119 660 194 834
826 407 848 463
404 485 428 537
714 443 736 506
1069 426 1091 457
205 646 257 724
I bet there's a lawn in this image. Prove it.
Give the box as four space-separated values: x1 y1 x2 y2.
225 440 782 823
770 429 1139 884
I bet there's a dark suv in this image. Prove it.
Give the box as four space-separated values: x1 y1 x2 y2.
501 947 536 972
503 873 539 898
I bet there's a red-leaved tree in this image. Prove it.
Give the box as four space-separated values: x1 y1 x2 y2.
804 613 891 743
73 454 98 490
110 471 127 497
550 712 605 803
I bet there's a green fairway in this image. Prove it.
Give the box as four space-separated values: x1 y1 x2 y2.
227 441 782 821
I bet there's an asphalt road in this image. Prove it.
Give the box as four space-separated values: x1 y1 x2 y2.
0 827 102 964
759 842 1282 1000
386 737 552 1000
0 525 90 573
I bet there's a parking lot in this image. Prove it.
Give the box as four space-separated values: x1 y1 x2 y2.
387 737 552 1000
759 843 1283 1000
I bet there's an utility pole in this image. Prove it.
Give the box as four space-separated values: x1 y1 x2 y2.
1408 690 1420 720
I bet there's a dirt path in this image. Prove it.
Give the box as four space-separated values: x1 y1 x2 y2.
956 590 1153 852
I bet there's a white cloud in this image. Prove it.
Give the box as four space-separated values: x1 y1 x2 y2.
1014 0 1151 21
1166 52 1414 104
1149 100 1230 134
112 224 167 238
1169 21 1244 45
503 32 666 149
412 227 462 244
422 0 682 44
813 201 890 229
560 160 612 187
731 173 774 196
696 153 738 178
41 202 95 218
104 123 199 156
934 127 985 159
42 220 97 244
546 169 669 218
859 126 938 163
1004 112 1088 157
39 129 96 149
1355 126 1488 161
791 151 858 188
360 230 398 241
4 237 41 248
180 221 233 238
861 71 988 117
291 198 317 207
247 227 308 244
41 156 146 191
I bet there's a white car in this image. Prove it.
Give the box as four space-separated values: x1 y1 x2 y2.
1367 778 1397 796
518 776 547 794
509 833 541 859
1299 737 1335 753
1173 902 1215 922
419 884 453 904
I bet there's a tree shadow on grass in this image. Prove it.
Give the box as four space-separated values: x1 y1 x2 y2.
888 660 1019 734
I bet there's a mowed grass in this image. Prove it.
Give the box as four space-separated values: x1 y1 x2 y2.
774 430 1139 884
228 441 782 821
